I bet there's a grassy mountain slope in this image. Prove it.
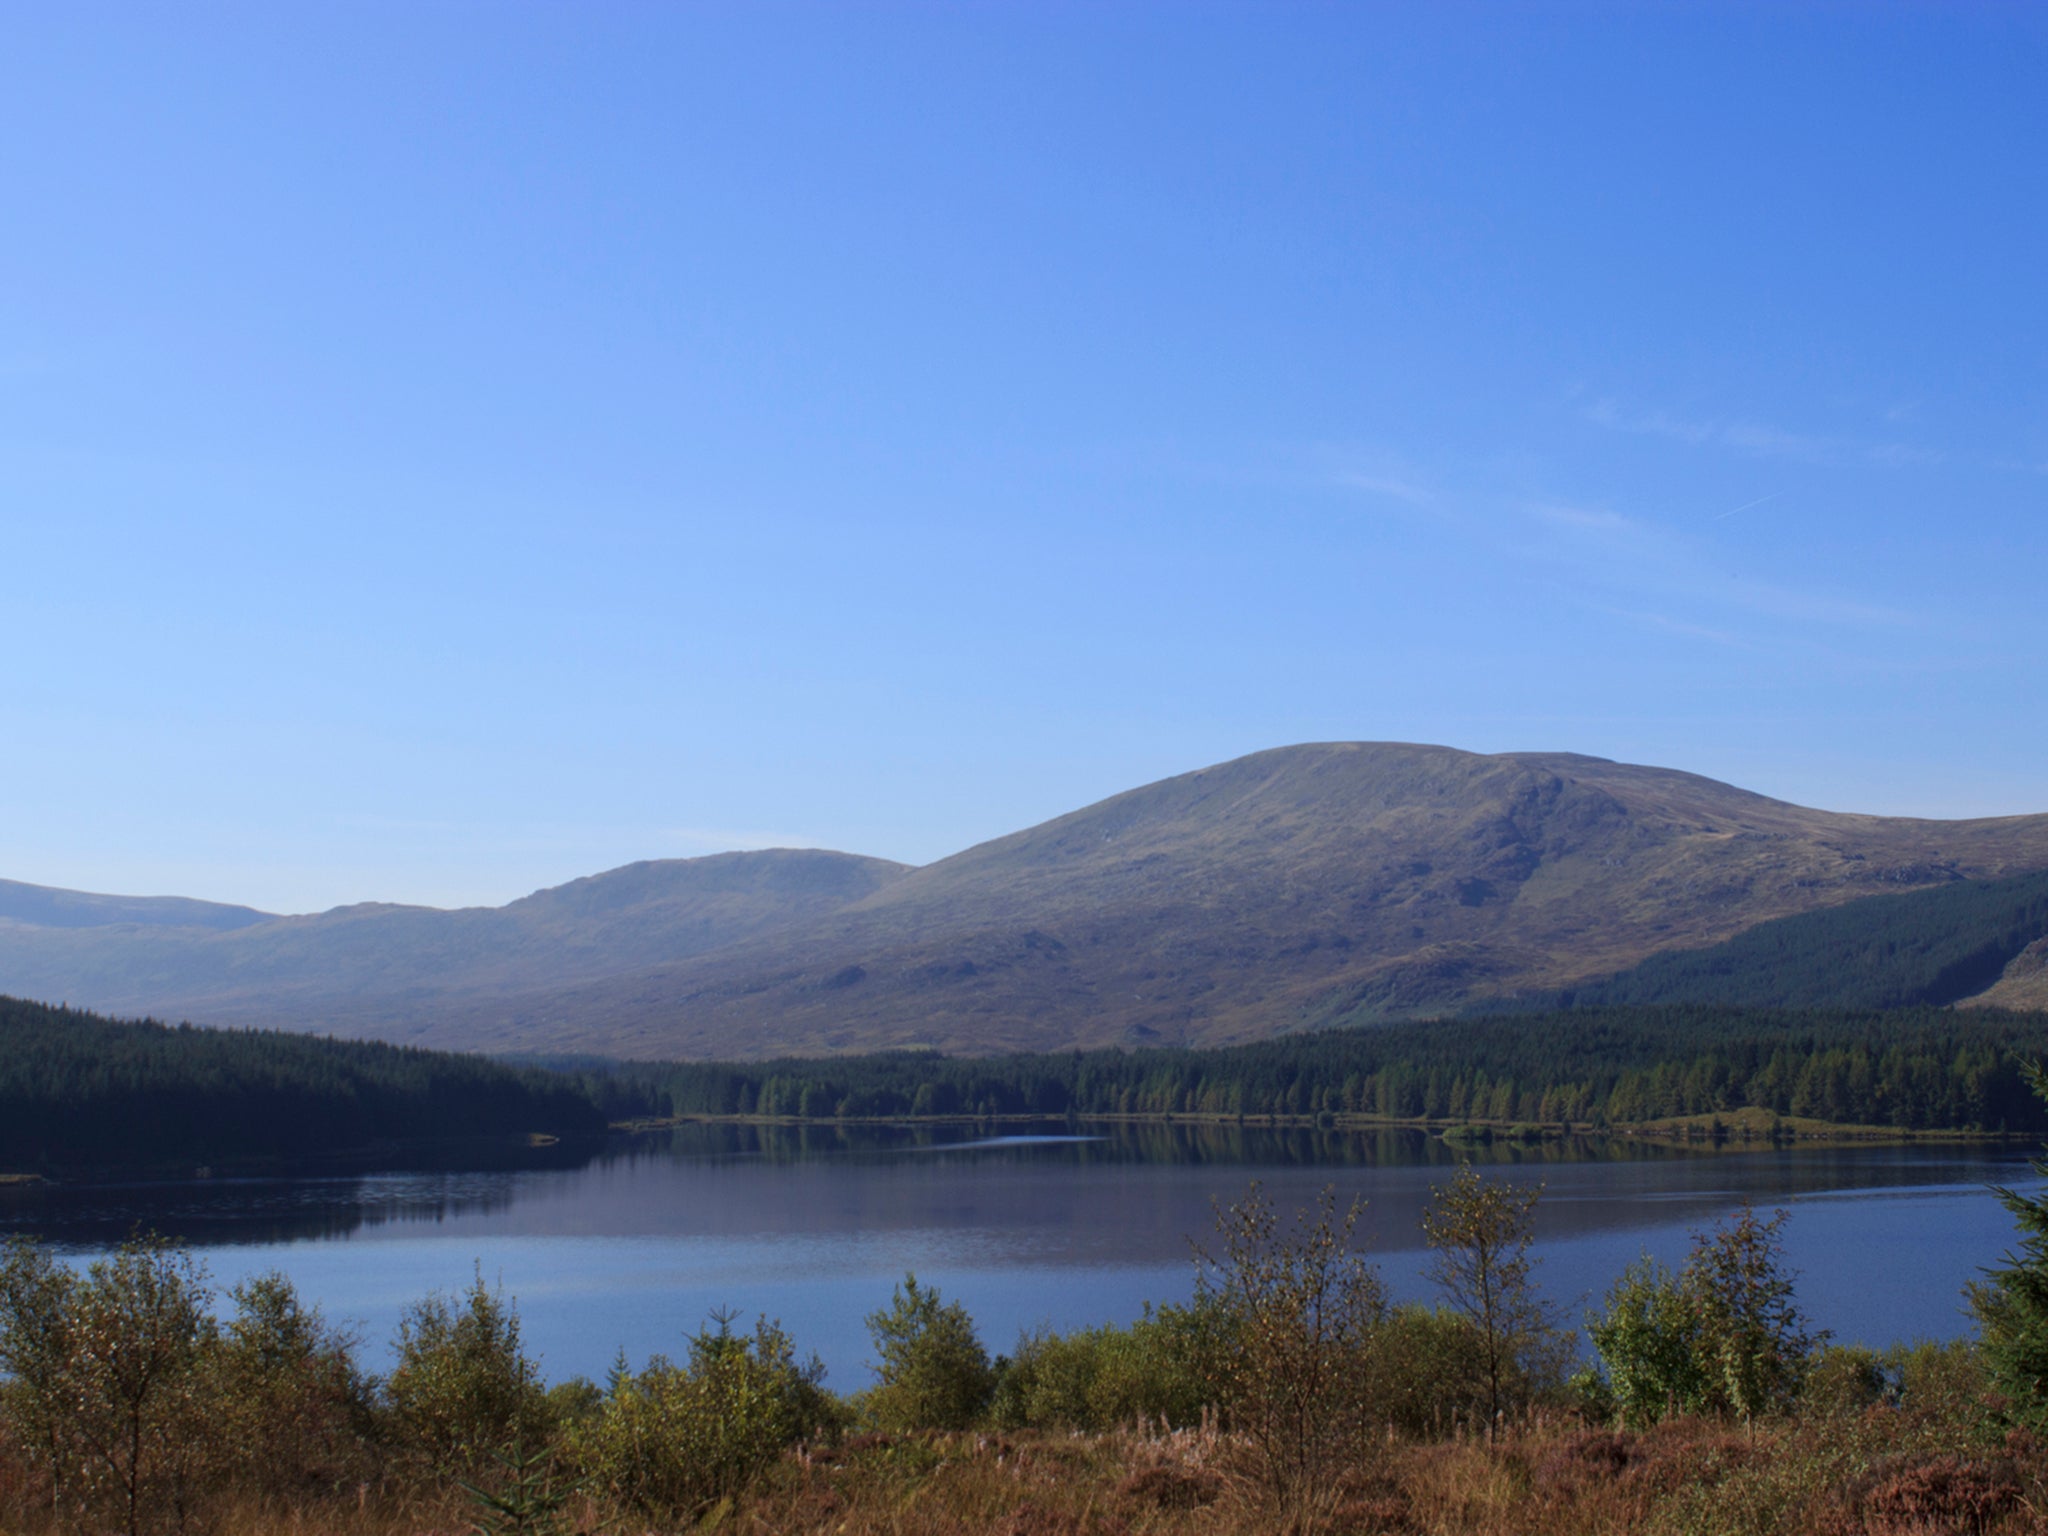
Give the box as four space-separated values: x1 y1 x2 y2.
1963 937 2048 1012
414 743 2048 1057
1534 869 2048 1012
0 849 910 1033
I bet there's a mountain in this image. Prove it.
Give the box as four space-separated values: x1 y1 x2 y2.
5 743 2048 1058
453 743 2048 1057
0 849 910 1035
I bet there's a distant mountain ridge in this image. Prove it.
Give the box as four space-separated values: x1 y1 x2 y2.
0 848 911 1034
0 878 274 933
4 742 2047 1058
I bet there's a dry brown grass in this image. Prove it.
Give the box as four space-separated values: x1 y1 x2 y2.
4 1410 2044 1536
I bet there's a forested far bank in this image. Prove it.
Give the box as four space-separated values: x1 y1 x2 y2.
10 997 2048 1175
0 995 607 1172
568 1006 2048 1135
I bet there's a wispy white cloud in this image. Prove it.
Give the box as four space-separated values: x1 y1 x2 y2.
1331 470 1433 504
1535 503 1644 535
1518 498 1915 644
1307 443 1441 507
1723 579 1912 629
1582 397 1942 468
1596 607 1754 649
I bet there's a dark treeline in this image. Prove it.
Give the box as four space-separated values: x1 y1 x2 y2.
0 995 607 1170
1539 870 2048 1012
580 1006 2048 1133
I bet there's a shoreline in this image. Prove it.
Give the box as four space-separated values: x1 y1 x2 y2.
624 1107 2029 1148
6 1111 2028 1187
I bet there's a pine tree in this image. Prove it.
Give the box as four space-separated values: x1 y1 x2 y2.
1970 1059 2048 1428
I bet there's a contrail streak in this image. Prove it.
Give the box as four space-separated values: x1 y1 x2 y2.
1713 491 1782 520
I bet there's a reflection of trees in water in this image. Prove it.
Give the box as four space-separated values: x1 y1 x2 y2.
0 1151 572 1253
619 1119 1824 1175
3 1121 2018 1260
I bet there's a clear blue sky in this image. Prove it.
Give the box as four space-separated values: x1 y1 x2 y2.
4 3 2044 914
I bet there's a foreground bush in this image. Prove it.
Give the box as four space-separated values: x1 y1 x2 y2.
209 1273 376 1497
862 1274 995 1432
0 1238 374 1536
385 1267 553 1472
1196 1182 1387 1524
992 1301 1223 1432
571 1311 835 1521
1590 1206 1824 1428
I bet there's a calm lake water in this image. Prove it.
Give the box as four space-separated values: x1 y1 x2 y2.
0 1124 2034 1388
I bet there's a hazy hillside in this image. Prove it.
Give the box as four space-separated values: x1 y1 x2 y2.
0 849 910 1032
408 743 2048 1057
0 878 274 933
6 743 2047 1058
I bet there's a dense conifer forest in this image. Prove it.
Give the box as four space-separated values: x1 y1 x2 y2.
1538 870 2048 1012
576 1005 2048 1134
0 995 607 1170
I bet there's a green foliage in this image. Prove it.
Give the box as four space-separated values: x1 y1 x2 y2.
0 993 606 1171
0 1242 378 1530
1688 1206 1824 1424
1803 1344 1887 1416
1589 1207 1822 1429
459 1439 578 1536
1419 1166 1570 1434
1194 1182 1386 1522
542 1375 604 1427
1370 1303 1494 1435
210 1271 373 1494
1969 1058 2048 1428
0 1236 218 1536
1882 1338 1993 1432
991 1302 1222 1432
385 1269 551 1474
0 1234 79 1512
862 1275 995 1432
572 1311 836 1520
1587 1255 1711 1429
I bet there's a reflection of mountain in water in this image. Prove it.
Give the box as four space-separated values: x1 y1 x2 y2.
0 1122 2028 1264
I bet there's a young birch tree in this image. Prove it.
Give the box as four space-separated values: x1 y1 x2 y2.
1419 1166 1567 1437
1194 1182 1386 1527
